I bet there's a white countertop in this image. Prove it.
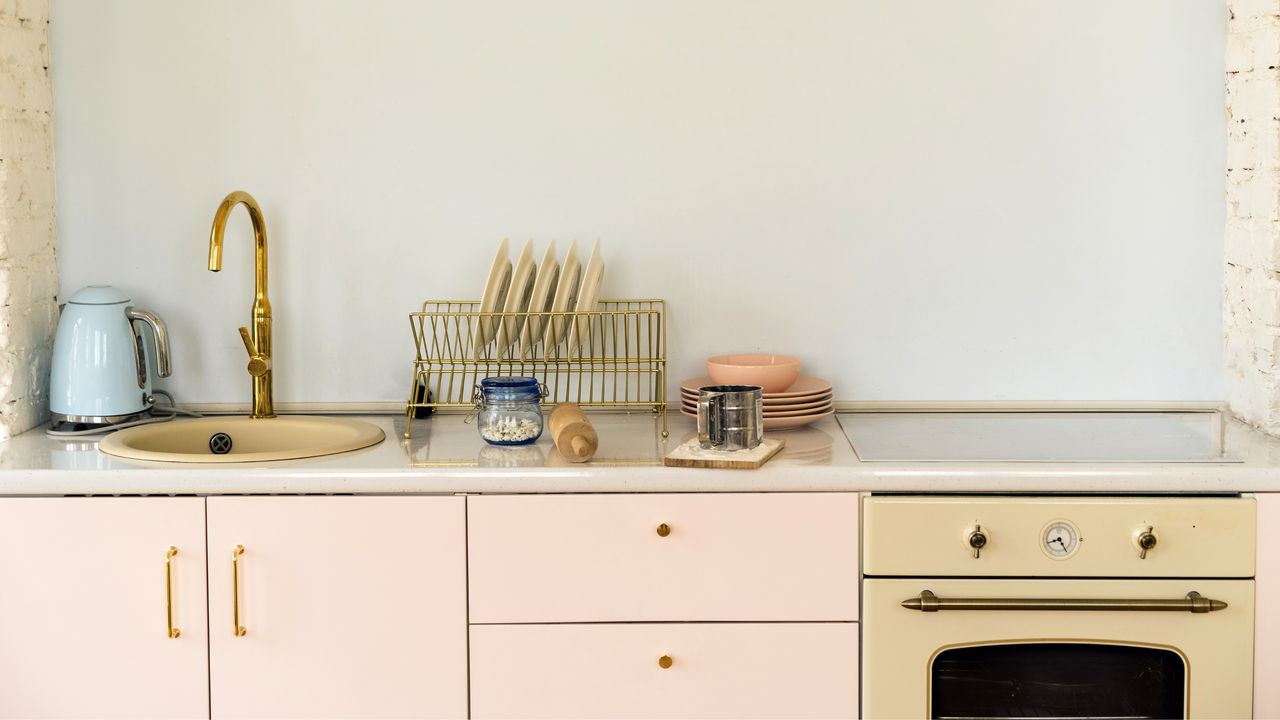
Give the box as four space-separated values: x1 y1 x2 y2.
1 411 1280 495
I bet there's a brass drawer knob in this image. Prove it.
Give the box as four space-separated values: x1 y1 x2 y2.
656 523 671 538
658 655 673 669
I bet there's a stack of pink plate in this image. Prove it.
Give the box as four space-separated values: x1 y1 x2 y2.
679 376 834 430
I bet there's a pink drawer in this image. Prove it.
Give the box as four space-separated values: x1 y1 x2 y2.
470 622 859 719
467 493 859 622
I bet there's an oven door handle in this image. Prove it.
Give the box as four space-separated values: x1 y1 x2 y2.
901 590 1227 613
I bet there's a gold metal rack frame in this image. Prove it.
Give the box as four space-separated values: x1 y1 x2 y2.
404 300 667 439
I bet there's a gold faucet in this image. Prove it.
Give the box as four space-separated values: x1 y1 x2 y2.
207 190 275 419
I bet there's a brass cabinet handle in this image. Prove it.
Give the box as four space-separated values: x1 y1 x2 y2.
656 523 671 538
165 546 180 639
658 655 673 669
232 545 247 636
902 589 1227 613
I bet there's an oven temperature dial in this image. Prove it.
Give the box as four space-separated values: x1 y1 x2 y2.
1041 520 1080 559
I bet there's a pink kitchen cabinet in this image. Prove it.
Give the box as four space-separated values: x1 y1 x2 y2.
468 492 860 719
470 622 859 719
0 497 209 719
1259 494 1280 719
468 492 860 623
206 496 467 719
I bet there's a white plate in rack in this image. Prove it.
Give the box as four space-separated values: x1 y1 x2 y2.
495 240 536 358
472 239 511 360
543 240 581 352
567 240 604 356
520 241 559 359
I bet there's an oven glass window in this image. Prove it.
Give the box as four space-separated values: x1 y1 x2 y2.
931 643 1185 720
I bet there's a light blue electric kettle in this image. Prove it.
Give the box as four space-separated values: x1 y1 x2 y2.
49 285 171 424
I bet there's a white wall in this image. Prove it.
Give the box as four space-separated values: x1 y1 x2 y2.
50 1 1226 406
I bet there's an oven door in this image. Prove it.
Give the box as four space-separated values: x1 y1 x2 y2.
862 578 1254 719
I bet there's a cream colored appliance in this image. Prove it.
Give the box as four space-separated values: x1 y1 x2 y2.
862 496 1256 719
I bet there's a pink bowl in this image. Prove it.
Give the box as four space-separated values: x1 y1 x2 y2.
705 354 802 393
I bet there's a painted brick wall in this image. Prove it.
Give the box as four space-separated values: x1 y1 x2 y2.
1226 0 1280 430
0 0 57 438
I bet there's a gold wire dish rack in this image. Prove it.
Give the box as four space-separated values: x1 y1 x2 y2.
404 299 667 439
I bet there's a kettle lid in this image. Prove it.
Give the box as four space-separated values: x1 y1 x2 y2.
66 285 131 306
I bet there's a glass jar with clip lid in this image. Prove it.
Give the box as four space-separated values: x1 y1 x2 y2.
471 376 547 446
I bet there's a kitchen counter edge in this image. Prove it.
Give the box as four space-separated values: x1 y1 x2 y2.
2 413 1279 495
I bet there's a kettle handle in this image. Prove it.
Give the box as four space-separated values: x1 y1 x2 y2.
125 307 172 378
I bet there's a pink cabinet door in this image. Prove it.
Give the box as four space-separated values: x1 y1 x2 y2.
468 493 859 622
470 622 859 719
1259 494 1279 719
0 497 208 719
207 496 467 719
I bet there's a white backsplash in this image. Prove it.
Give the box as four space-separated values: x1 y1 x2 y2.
51 0 1226 406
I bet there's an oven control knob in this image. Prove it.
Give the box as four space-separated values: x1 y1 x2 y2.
1136 526 1158 559
966 525 988 559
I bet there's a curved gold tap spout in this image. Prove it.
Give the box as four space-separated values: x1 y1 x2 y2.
208 190 275 418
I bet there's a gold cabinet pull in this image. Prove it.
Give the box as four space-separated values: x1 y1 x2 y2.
232 545 247 636
165 546 180 639
656 523 671 537
658 655 673 669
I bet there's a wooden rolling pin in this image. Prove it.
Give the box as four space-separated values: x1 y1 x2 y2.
549 403 598 462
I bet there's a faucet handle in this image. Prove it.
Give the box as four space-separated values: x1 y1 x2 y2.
238 326 270 378
238 326 257 354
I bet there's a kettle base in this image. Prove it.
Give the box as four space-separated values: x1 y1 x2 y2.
51 410 149 427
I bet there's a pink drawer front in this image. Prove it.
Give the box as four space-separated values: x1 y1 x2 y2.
468 493 859 623
470 622 859 719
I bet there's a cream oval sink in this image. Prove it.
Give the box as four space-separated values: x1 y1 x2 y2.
98 416 385 463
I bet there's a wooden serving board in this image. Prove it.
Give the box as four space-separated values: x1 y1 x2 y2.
663 437 786 470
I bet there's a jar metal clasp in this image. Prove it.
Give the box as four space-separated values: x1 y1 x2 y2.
464 384 483 424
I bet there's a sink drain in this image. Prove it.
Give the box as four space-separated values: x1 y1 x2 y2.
209 432 233 455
